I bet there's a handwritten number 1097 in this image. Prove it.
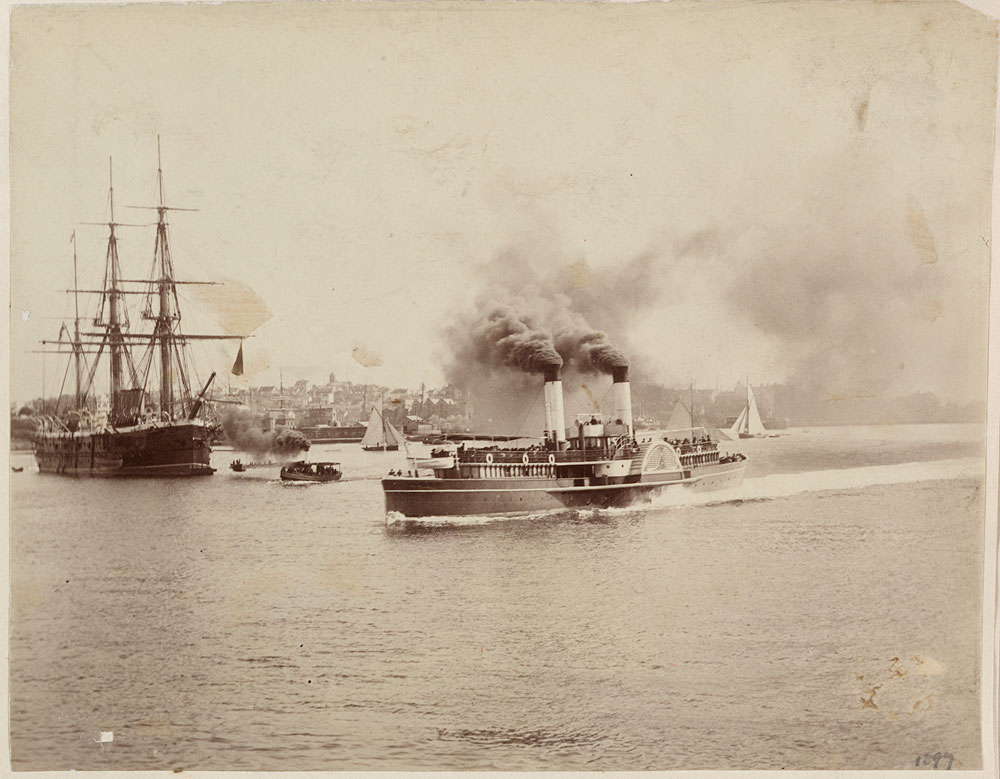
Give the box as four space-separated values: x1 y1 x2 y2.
916 752 954 769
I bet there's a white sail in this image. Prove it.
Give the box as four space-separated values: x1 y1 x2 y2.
666 401 694 432
360 407 386 448
729 383 766 437
386 420 407 448
727 406 748 438
745 384 766 436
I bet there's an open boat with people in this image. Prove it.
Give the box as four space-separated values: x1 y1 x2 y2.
280 461 342 482
381 366 747 518
229 459 278 472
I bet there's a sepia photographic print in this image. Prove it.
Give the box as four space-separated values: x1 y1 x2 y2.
5 0 999 773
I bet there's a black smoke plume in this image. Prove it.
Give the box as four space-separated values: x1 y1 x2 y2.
443 274 640 433
222 406 310 457
273 427 311 455
455 299 562 375
554 328 628 374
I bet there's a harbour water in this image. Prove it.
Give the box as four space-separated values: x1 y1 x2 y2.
8 424 986 770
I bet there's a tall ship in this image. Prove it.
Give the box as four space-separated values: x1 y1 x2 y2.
382 366 747 518
32 144 241 476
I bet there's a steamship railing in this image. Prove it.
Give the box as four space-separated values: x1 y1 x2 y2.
456 447 625 465
674 441 719 455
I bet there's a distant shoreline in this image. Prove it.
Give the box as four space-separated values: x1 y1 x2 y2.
9 419 986 455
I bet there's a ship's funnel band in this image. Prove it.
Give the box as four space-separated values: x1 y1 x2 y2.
543 365 562 383
611 365 629 384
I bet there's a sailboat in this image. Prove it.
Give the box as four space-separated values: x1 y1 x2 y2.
665 399 698 434
361 406 406 452
727 381 766 439
664 389 732 441
31 142 244 477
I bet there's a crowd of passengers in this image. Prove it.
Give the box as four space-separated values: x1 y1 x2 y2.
666 434 746 465
435 433 747 465
667 434 717 453
452 439 638 457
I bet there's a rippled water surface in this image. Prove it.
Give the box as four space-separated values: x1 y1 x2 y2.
8 424 986 770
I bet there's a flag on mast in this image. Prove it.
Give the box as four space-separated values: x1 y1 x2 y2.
231 342 244 376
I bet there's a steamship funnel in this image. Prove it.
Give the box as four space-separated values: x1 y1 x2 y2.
611 365 633 435
543 365 567 445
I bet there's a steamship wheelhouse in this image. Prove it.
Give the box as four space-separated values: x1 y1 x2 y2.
381 365 747 518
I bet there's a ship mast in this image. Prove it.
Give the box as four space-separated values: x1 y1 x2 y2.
47 159 141 421
690 380 695 440
152 137 176 418
45 144 241 427
104 157 129 420
127 136 247 422
71 230 83 409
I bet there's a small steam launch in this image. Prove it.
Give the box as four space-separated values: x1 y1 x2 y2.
32 142 244 477
382 344 747 518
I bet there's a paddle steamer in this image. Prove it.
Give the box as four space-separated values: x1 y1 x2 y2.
382 366 746 517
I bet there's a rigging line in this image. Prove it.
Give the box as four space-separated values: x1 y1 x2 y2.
172 337 193 415
125 206 198 212
513 384 545 440
77 234 103 328
95 233 111 325
137 341 155 394
173 287 232 334
191 332 214 395
120 330 141 389
597 382 614 410
53 351 73 417
81 339 107 400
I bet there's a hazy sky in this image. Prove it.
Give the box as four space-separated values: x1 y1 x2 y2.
8 0 997 406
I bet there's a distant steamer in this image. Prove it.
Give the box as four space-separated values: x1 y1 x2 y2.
382 365 747 518
295 424 367 444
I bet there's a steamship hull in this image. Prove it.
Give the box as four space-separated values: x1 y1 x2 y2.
383 460 746 518
33 420 215 477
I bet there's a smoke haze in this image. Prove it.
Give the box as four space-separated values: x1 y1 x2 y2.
441 182 987 433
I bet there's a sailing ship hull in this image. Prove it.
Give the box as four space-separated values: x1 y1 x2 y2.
383 460 746 518
33 420 215 477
